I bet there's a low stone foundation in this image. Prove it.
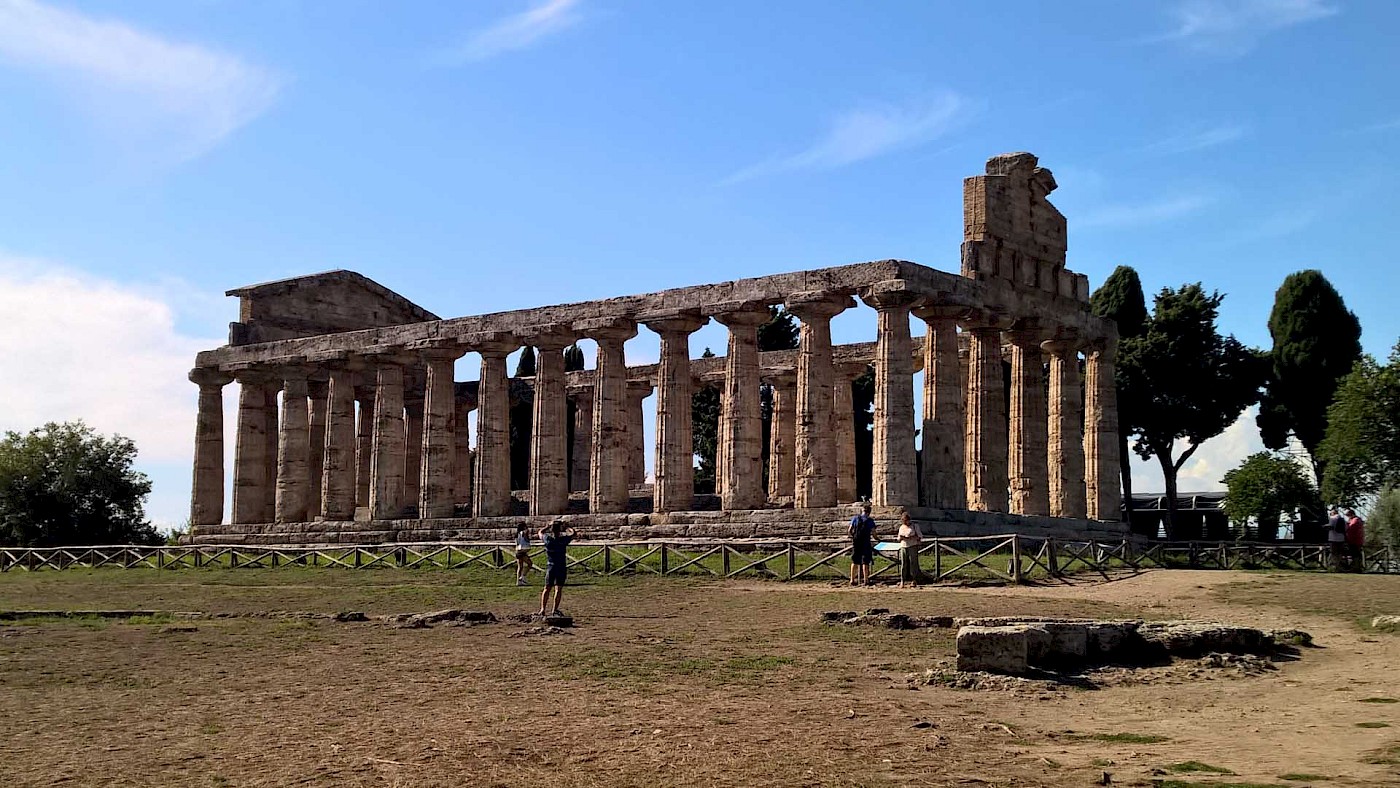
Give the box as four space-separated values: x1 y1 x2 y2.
186 498 1130 546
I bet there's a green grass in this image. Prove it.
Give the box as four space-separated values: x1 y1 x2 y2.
1068 732 1170 744
1360 697 1400 704
1166 761 1235 774
1362 743 1400 766
1355 722 1392 728
1277 774 1331 782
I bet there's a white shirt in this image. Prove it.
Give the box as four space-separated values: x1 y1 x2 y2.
897 523 922 548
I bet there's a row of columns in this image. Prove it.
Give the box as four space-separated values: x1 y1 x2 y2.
190 293 1121 526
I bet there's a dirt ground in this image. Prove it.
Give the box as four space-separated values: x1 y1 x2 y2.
1 567 1398 787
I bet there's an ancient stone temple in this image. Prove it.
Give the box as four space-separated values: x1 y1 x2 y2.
186 153 1124 545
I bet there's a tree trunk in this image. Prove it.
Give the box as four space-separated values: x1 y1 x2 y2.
1157 450 1179 540
1119 433 1134 526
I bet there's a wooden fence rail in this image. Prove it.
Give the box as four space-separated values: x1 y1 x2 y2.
1 537 1395 582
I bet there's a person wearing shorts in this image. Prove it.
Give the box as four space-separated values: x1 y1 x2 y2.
849 503 877 586
514 523 533 586
538 521 575 616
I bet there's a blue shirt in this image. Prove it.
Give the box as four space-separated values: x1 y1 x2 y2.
542 533 572 566
849 515 875 544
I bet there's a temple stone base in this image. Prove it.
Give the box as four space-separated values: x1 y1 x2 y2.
185 501 1130 546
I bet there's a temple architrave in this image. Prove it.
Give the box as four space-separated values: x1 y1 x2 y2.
185 153 1125 545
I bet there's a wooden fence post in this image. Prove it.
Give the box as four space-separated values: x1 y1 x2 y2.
787 543 796 580
661 544 670 575
604 545 612 574
1047 538 1059 578
722 546 731 576
1011 535 1023 584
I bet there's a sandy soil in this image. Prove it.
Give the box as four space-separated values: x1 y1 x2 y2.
0 567 1397 787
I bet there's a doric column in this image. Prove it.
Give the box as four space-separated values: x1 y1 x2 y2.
766 370 797 502
626 380 653 489
275 367 312 523
453 391 477 508
231 370 272 524
964 315 1011 513
261 384 280 523
403 384 424 511
320 362 359 520
715 305 769 511
188 368 231 527
1007 327 1050 516
833 362 867 504
569 388 593 493
788 292 853 509
914 306 967 509
368 356 409 520
584 319 637 514
419 346 466 519
861 287 921 508
527 330 574 516
473 337 517 517
1043 337 1086 518
646 311 708 513
354 388 374 509
306 380 328 520
1085 338 1123 521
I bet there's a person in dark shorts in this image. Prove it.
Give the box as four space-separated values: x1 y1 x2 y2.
1326 507 1348 571
538 521 575 616
849 503 877 586
514 523 534 586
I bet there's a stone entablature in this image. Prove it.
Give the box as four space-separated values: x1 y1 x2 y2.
185 152 1122 543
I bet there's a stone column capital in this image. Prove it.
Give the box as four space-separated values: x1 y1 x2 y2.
189 367 233 388
786 291 855 321
858 282 923 312
762 369 797 388
712 302 770 329
521 325 576 352
1085 336 1118 361
1004 328 1047 348
229 365 276 385
626 379 654 399
912 300 975 322
642 309 709 336
1040 335 1082 356
961 309 1015 331
410 342 468 364
577 317 637 346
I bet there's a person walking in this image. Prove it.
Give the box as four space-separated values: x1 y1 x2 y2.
1345 508 1366 573
896 512 924 588
1326 507 1348 572
849 503 877 586
514 523 534 586
537 521 575 616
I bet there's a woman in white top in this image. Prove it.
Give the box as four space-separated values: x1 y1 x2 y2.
514 524 534 586
897 513 924 588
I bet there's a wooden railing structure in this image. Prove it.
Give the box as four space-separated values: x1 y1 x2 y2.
1 536 1395 582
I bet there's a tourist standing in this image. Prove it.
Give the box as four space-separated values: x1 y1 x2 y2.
1345 508 1366 573
514 523 533 586
896 513 924 588
538 521 575 616
849 503 877 586
1326 507 1348 571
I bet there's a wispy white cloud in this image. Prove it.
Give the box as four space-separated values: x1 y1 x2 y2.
721 92 970 185
1130 408 1266 493
0 0 280 161
1141 123 1247 155
0 253 228 528
435 0 582 65
1150 0 1338 56
1079 194 1214 229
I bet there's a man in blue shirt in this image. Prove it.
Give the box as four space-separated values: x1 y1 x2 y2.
849 503 877 586
537 521 575 617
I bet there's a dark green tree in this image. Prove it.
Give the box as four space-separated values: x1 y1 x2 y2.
0 421 159 547
1120 284 1266 537
758 306 800 352
852 367 875 499
514 346 537 378
1368 487 1400 549
692 348 720 492
1317 343 1400 505
1221 452 1318 542
508 347 537 490
1256 270 1362 480
563 343 585 372
1090 265 1149 512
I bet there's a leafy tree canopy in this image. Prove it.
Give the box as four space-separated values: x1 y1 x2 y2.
1221 452 1317 538
692 347 720 487
758 306 800 352
1120 284 1266 534
0 421 158 547
1257 270 1362 469
1090 265 1148 339
514 346 537 377
1367 486 1400 549
1318 343 1400 505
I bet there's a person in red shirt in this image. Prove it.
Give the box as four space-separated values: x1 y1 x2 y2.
1344 508 1366 573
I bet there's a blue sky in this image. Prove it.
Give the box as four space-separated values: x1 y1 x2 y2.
0 0 1395 528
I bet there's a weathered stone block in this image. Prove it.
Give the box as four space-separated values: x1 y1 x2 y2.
956 625 1029 675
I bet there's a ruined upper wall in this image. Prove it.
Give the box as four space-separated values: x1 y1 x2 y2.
962 152 1089 303
226 270 440 345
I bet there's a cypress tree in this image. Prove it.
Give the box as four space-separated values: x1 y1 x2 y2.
1258 270 1362 480
1090 265 1148 514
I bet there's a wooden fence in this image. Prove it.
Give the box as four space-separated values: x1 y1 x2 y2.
1 536 1395 582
